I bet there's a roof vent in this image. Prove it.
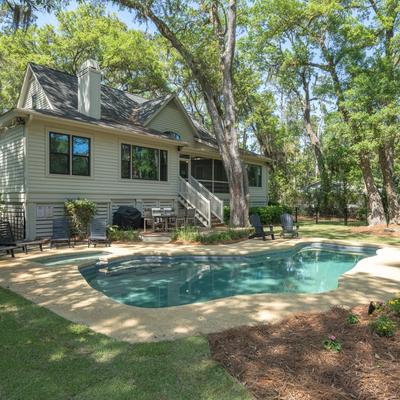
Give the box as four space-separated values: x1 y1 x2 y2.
77 59 101 119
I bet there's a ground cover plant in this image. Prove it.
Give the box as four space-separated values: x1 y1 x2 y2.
0 287 250 400
171 226 252 244
209 300 400 400
107 226 141 242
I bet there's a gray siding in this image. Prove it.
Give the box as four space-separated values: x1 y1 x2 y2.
24 120 180 238
0 125 25 202
34 201 110 238
148 101 196 144
23 77 51 109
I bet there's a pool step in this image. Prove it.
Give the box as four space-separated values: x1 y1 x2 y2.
140 233 171 243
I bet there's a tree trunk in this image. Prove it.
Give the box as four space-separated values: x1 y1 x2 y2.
204 93 249 226
301 72 330 211
359 151 386 225
378 143 400 224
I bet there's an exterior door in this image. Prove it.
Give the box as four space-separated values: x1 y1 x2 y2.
179 156 190 180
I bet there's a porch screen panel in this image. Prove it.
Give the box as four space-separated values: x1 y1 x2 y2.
191 158 212 180
213 160 229 193
213 160 228 182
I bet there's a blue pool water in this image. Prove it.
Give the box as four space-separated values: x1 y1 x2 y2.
34 251 111 267
80 244 376 308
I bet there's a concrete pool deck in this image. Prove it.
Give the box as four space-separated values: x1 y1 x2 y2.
0 238 399 343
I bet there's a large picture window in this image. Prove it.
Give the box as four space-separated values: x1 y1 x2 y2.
121 144 167 181
49 132 90 176
247 164 262 187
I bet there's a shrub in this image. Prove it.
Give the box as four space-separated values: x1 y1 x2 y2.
223 204 292 225
370 316 397 337
323 335 342 352
107 226 141 242
64 199 97 239
387 297 400 316
346 313 360 325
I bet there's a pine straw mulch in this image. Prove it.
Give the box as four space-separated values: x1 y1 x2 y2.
350 224 400 238
209 305 400 400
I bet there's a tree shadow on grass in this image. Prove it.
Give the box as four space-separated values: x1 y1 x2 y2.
0 287 250 400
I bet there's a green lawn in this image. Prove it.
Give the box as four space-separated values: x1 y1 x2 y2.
0 287 250 400
297 221 400 246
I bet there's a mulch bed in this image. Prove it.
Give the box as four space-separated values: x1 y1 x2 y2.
351 224 400 238
209 305 400 400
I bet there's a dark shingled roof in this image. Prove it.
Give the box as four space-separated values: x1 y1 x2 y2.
28 63 218 143
29 63 161 125
30 108 175 141
28 63 265 160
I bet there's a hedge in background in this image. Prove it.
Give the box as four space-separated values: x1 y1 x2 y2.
224 205 292 225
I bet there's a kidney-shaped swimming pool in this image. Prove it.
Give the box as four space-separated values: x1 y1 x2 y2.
80 243 376 308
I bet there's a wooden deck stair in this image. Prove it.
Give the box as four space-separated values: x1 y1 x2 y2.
178 177 224 228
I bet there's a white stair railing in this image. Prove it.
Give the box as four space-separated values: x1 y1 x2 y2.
179 177 211 227
189 176 224 222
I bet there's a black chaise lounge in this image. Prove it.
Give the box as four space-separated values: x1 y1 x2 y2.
0 220 46 254
249 214 275 241
50 218 74 248
88 218 111 247
280 213 299 238
0 245 17 257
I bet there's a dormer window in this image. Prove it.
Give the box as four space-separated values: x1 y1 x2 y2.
164 131 181 141
31 94 37 109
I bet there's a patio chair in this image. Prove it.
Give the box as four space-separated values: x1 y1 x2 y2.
50 218 74 248
151 208 166 231
248 214 275 241
176 208 187 228
143 209 154 232
167 208 186 230
88 218 111 247
0 220 46 254
186 208 196 226
280 213 299 238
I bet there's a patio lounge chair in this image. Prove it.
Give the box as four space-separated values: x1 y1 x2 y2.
0 220 46 254
0 245 18 257
249 214 275 241
50 218 74 248
88 218 111 247
280 213 299 238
